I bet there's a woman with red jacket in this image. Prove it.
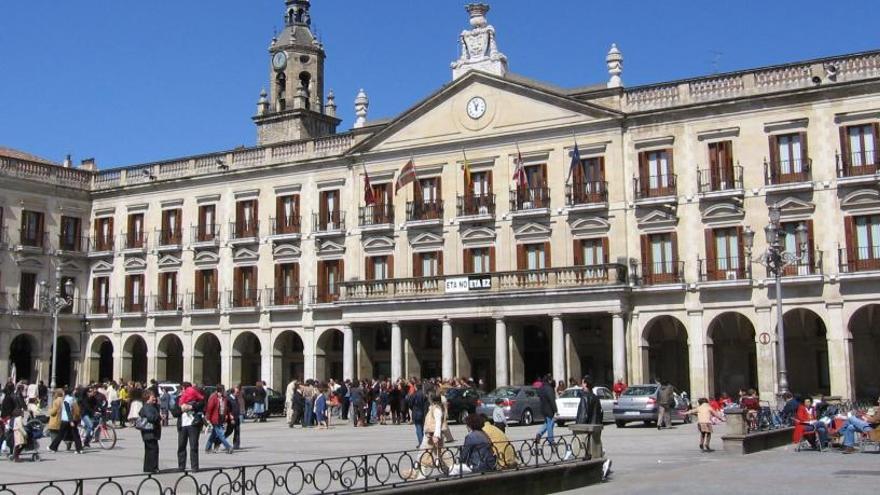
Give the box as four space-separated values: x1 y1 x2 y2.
792 398 828 447
204 385 234 454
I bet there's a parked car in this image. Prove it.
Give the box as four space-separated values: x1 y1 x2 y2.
612 384 691 427
444 387 481 424
475 386 544 425
555 386 616 426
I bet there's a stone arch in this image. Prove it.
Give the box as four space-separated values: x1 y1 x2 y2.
9 334 38 383
122 334 148 383
232 331 262 387
273 330 304 387
782 308 830 396
193 333 222 386
848 304 880 400
641 315 690 392
707 312 757 398
89 336 114 383
316 328 344 381
157 334 184 383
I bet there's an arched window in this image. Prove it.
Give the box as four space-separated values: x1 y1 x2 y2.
287 9 296 25
299 72 311 110
276 72 287 110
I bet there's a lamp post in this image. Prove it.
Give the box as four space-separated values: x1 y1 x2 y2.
41 266 74 389
742 206 809 397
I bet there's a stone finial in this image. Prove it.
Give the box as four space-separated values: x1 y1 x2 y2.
257 88 270 115
353 89 369 128
606 43 623 88
467 3 490 28
325 89 337 117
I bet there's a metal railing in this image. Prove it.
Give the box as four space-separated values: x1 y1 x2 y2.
764 158 812 186
566 181 608 206
309 284 341 304
313 211 346 233
457 194 496 217
225 289 261 309
698 166 744 193
58 297 87 316
156 229 183 247
57 233 88 253
86 298 113 316
359 204 394 226
779 250 821 277
633 175 677 200
17 229 47 249
266 286 304 307
188 291 221 311
148 294 184 313
90 234 115 252
699 257 749 282
191 224 221 244
118 296 146 314
11 292 42 313
635 261 685 285
121 232 148 250
839 245 880 273
229 221 260 240
510 187 551 211
272 215 302 235
406 200 444 222
836 151 879 178
0 433 591 495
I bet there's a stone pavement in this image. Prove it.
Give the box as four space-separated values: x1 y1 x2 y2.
0 417 876 493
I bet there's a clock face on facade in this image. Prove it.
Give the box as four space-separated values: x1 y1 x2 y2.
466 96 487 119
272 51 288 71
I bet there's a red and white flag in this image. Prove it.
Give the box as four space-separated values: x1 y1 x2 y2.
395 159 417 194
363 163 376 206
512 147 529 189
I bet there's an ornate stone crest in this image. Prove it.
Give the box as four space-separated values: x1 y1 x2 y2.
451 3 508 80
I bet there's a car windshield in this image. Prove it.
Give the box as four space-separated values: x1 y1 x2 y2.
559 389 581 399
487 387 520 399
621 385 658 396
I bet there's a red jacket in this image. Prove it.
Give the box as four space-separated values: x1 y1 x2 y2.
792 404 816 444
205 393 231 426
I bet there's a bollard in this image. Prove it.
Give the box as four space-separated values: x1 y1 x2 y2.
568 424 604 460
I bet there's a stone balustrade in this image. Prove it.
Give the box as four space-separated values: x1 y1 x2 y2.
0 156 93 190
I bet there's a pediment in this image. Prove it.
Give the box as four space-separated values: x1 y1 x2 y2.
158 255 182 269
316 239 346 256
351 72 621 154
840 188 880 212
233 247 259 262
513 221 552 241
569 216 611 238
636 208 678 229
91 260 114 273
194 251 220 266
460 226 497 245
409 231 444 251
362 235 395 254
701 202 745 224
773 196 815 217
59 260 85 273
124 257 147 272
273 243 302 260
15 256 44 270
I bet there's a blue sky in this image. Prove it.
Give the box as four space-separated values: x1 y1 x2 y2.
1 1 877 168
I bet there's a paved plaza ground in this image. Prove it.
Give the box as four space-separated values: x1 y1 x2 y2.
0 417 876 494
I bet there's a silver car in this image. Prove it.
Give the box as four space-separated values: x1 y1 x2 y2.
612 384 691 427
555 386 616 425
475 386 544 425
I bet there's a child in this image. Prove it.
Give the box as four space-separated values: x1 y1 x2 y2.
686 398 724 452
493 398 507 433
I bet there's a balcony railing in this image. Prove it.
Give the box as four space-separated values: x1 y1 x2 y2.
58 298 86 316
406 200 444 222
358 205 394 226
309 284 341 304
699 257 749 282
339 264 627 302
18 229 47 249
778 251 821 277
119 296 146 314
313 211 346 233
188 291 221 311
57 233 88 253
764 158 812 186
698 166 744 193
229 221 259 240
566 181 608 206
510 187 551 211
12 292 42 313
86 298 113 316
192 224 221 244
839 245 880 273
633 175 677 200
265 286 304 307
635 261 685 285
457 194 496 217
271 215 301 235
148 294 184 313
122 231 147 250
156 229 183 247
91 234 115 252
837 151 879 178
226 289 260 309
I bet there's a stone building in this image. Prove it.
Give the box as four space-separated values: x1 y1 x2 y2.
2 1 879 401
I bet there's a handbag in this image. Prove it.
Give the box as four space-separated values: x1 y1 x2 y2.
135 416 154 432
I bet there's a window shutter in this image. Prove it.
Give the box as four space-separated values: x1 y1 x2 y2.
671 231 679 263
640 234 651 277
125 276 133 304
873 124 880 165
799 132 809 163
293 195 300 219
413 253 423 278
844 216 856 266
195 270 204 304
158 273 167 302
768 135 780 178
736 226 745 268
805 220 815 266
437 251 444 276
275 264 283 292
573 239 584 265
387 255 394 279
338 259 344 284
666 148 675 175
705 229 716 280
276 196 284 225
489 246 496 272
462 249 472 274
435 178 442 204
516 244 526 270
637 152 648 192
291 263 299 290
252 200 259 232
602 237 610 263
317 261 326 296
92 277 99 302
365 257 374 281
543 241 552 268
319 192 328 225
236 202 244 232
839 126 850 168
487 170 494 195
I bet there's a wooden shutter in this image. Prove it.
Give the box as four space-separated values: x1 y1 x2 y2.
252 200 259 233
666 148 675 176
437 251 444 276
640 234 651 280
844 216 856 267
799 132 809 164
736 226 745 272
601 238 610 264
768 135 780 180
317 261 326 297
805 220 815 266
487 170 494 196
158 273 167 303
387 255 394 279
543 241 552 268
365 257 375 281
125 276 133 307
276 196 285 227
489 246 496 272
637 152 648 192
194 270 204 305
435 178 442 204
235 202 244 233
516 244 527 270
319 192 328 226
573 239 584 265
274 264 283 292
413 253 423 278
462 249 472 274
839 126 850 168
705 229 716 280
873 124 880 165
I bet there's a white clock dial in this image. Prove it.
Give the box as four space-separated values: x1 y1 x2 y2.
466 96 487 119
272 51 288 71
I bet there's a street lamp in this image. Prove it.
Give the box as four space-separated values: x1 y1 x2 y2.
743 205 810 398
41 266 75 389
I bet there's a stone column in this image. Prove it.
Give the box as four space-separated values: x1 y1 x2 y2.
441 318 454 379
0 330 9 383
612 312 626 383
390 321 403 380
494 316 508 387
825 302 853 399
145 330 157 382
551 314 565 383
342 325 354 381
688 310 708 398
112 332 124 380
221 329 232 387
754 306 777 399
260 329 272 386
182 330 194 384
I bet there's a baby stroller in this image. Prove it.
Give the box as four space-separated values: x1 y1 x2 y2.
9 419 45 462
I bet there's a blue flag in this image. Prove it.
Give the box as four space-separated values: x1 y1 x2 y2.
567 143 581 183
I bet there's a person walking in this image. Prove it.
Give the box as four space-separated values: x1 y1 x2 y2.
685 398 724 452
45 388 64 447
105 381 122 428
285 379 298 428
137 390 162 473
204 385 234 454
49 388 83 454
575 375 603 425
407 385 429 448
253 382 267 423
225 386 242 449
303 380 316 428
173 382 205 472
315 385 329 429
534 375 558 447
338 380 350 421
657 381 675 430
349 381 364 427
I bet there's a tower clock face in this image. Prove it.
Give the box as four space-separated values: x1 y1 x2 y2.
466 96 487 119
272 51 288 71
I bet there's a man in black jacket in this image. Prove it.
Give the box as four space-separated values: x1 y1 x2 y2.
535 375 559 446
406 384 428 448
575 375 603 425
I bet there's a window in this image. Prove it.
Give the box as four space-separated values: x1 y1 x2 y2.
365 184 392 224
413 251 443 278
235 200 258 238
845 214 880 271
125 274 144 312
644 150 672 189
319 190 340 229
413 178 442 220
158 272 178 310
317 259 343 302
233 266 258 306
705 227 744 280
92 276 110 313
275 195 300 234
20 210 44 247
60 276 76 313
161 209 182 245
18 272 37 311
197 205 217 241
707 141 735 190
780 221 814 276
573 238 608 266
127 213 145 248
366 255 393 281
516 242 551 271
570 157 606 204
60 216 82 251
840 123 879 172
274 263 300 304
640 233 678 284
463 247 494 274
375 327 392 351
769 132 809 183
470 171 491 197
194 269 218 309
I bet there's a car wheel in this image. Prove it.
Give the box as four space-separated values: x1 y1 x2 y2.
520 409 533 426
556 419 566 428
643 420 653 426
615 420 626 428
458 410 469 424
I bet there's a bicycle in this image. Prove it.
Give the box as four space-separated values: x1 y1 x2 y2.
78 413 117 450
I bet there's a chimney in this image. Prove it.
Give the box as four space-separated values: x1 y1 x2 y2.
63 154 72 168
80 158 97 171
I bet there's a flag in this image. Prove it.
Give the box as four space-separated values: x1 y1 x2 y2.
512 147 528 189
363 163 376 206
394 159 417 194
462 151 472 188
566 142 581 184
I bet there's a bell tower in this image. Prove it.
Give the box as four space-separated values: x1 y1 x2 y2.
254 0 340 145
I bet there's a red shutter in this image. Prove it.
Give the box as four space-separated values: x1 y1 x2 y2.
708 142 719 188
462 249 472 274
640 234 651 280
387 255 394 279
666 148 675 175
844 216 856 267
235 202 244 233
317 261 326 297
365 257 374 281
736 226 745 275
602 237 610 263
573 239 584 265
275 264 283 297
252 200 259 235
413 253 422 278
276 196 284 229
489 246 496 272
671 231 679 268
839 126 850 169
768 135 780 179
435 178 442 205
543 241 552 268
516 244 527 270
437 251 444 276
637 152 648 193
158 273 167 303
705 229 716 280
319 192 328 226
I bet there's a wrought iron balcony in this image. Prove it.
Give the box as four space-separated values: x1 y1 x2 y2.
226 289 260 310
121 231 148 251
457 194 496 217
309 284 341 304
57 233 88 253
406 200 443 222
191 224 221 245
633 175 677 200
271 215 301 236
118 295 146 314
509 187 551 211
90 233 115 253
359 204 394 226
634 261 685 286
313 211 345 233
229 221 260 241
265 286 304 307
188 290 221 311
836 151 879 178
17 229 47 250
86 298 113 316
764 158 812 186
156 229 183 247
148 294 184 313
699 257 749 282
839 245 880 273
565 181 608 206
697 166 744 193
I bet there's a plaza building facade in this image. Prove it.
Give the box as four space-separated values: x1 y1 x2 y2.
2 1 880 401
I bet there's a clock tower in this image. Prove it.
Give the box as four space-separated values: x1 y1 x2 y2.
254 0 341 145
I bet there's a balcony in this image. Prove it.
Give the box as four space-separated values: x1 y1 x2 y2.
121 232 148 252
15 229 48 254
155 229 183 251
58 298 86 316
836 152 879 186
228 221 260 245
565 181 608 211
338 264 628 302
456 194 496 220
86 298 113 317
697 166 744 198
764 158 812 192
118 296 146 316
225 289 260 312
265 286 304 308
11 292 43 315
633 175 677 204
148 294 184 314
57 233 88 255
188 291 221 313
270 215 302 239
89 234 115 256
313 211 345 236
406 200 444 224
359 205 394 230
839 245 880 278
509 187 551 216
191 224 221 248
699 257 750 286
635 261 685 287
309 284 341 304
